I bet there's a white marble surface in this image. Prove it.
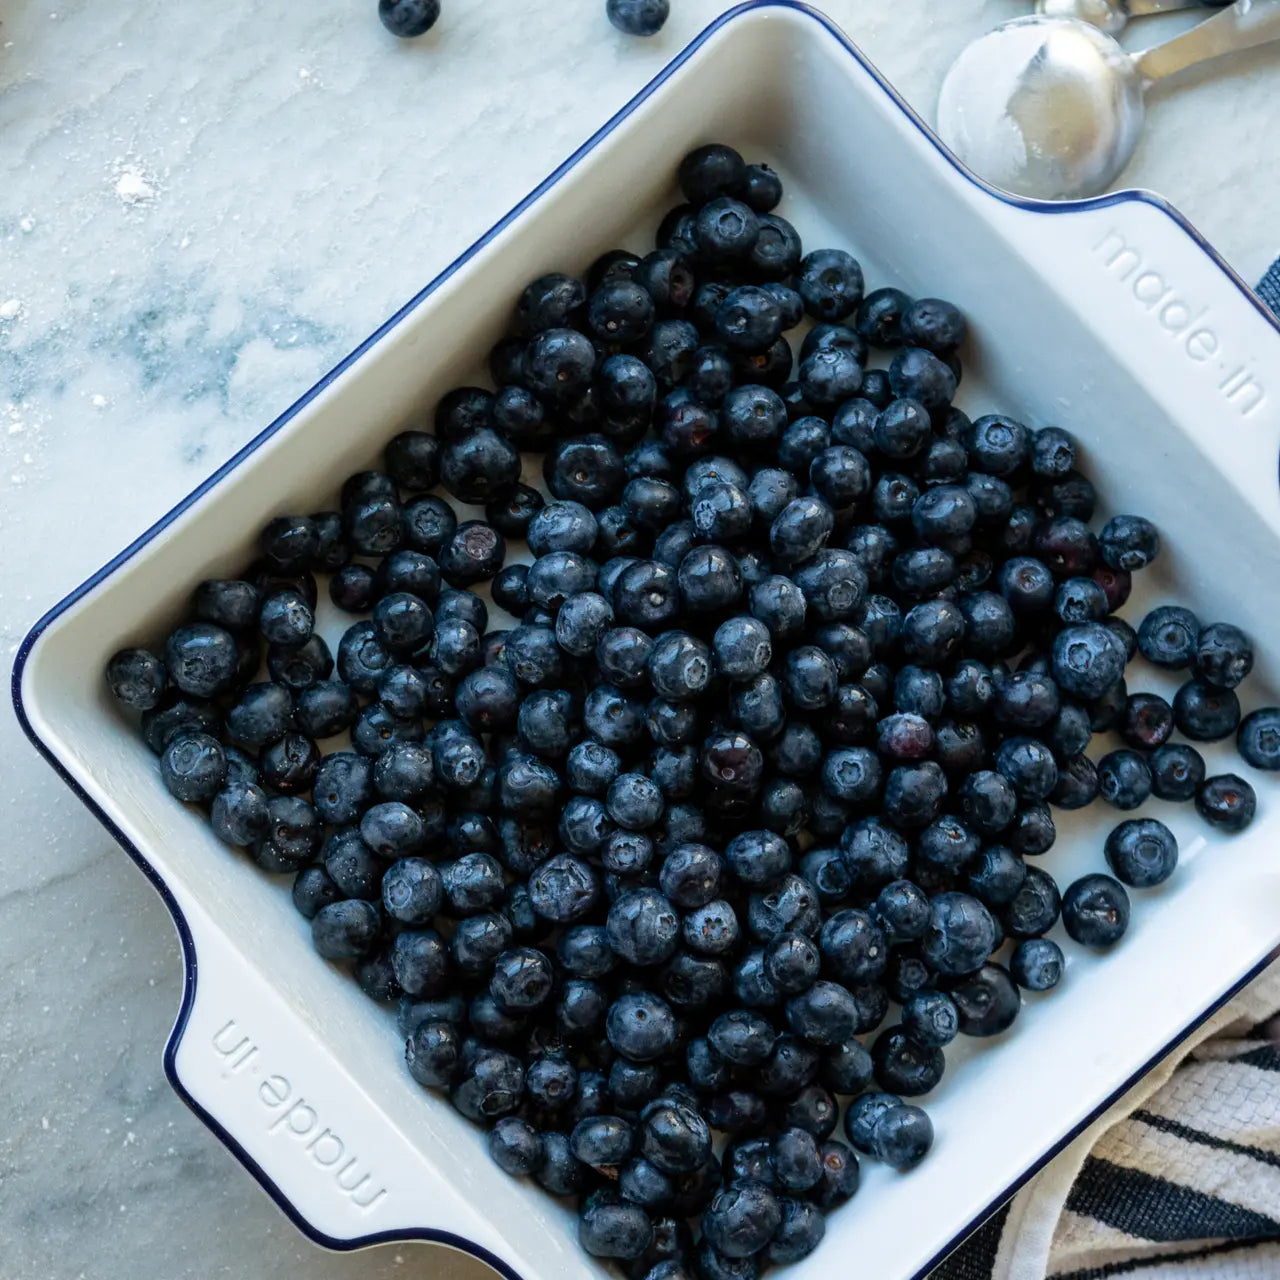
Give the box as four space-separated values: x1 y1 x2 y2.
1 1 1277 1276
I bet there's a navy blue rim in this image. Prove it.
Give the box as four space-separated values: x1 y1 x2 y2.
11 2 1280 1274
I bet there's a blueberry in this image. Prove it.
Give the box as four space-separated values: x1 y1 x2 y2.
694 196 761 261
1195 622 1253 689
1094 749 1151 812
607 888 680 966
401 495 456 559
391 928 449 996
785 980 861 1047
1144 745 1203 807
891 547 955 600
193 578 263 633
1239 707 1280 770
951 963 1021 1037
899 599 964 667
839 816 909 887
870 880 929 944
815 905 887 988
851 287 908 348
222 682 293 752
1137 605 1198 668
964 848 1026 911
921 892 995 976
1196 773 1257 832
682 900 739 958
959 769 1017 835
620 1155 677 1211
535 1130 587 1197
291 866 342 921
312 899 381 960
820 747 882 806
874 398 932 460
870 1103 934 1170
770 1128 822 1193
1034 516 1098 576
713 285 780 354
163 623 239 699
257 587 314 649
344 490 403 558
641 1098 712 1175
210 779 270 847
488 1116 542 1177
871 1025 946 1096
1062 874 1130 948
961 417 1028 481
912 484 977 546
843 1092 903 1154
751 216 804 280
759 930 818 995
106 648 167 711
1010 802 1056 857
678 143 746 204
485 484 544 539
796 249 864 322
578 1193 653 1262
1004 864 1062 938
810 1141 860 1210
1119 692 1173 752
870 472 919 527
1010 937 1064 992
381 857 443 925
1173 679 1240 741
902 990 960 1048
1052 623 1126 701
721 829 787 890
157 731 227 804
701 1179 782 1259
451 1045 525 1122
405 1020 461 1091
377 0 440 37
1100 514 1160 571
529 854 599 923
307 751 372 826
902 296 966 355
958 591 1016 657
607 992 678 1062
799 347 864 409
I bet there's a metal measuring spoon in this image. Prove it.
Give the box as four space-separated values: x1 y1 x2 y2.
936 0 1280 200
1035 0 1226 38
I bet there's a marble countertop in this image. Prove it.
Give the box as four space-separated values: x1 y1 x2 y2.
2 2 1277 1276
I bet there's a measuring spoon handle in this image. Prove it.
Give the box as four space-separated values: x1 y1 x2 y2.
1135 0 1280 80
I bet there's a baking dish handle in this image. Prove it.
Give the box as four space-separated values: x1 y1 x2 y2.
166 895 515 1259
992 195 1280 485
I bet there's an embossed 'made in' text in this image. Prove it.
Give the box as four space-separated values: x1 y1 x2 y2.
212 1018 389 1212
1094 229 1266 418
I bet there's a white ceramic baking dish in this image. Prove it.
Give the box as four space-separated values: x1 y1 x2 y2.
15 3 1280 1277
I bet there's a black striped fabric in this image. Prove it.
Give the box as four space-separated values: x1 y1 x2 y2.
1064 1158 1280 1242
1050 1238 1280 1280
930 1203 1011 1279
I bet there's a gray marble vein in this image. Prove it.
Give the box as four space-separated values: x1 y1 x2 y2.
1 0 1277 1276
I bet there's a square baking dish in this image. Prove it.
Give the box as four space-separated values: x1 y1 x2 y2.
15 3 1280 1278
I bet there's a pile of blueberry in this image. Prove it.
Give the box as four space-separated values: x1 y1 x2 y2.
105 142 1277 1276
378 0 669 40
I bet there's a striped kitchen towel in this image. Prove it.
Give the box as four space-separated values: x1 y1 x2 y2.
930 960 1280 1280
